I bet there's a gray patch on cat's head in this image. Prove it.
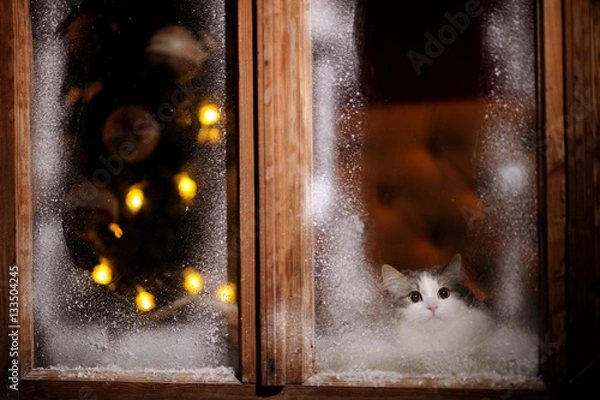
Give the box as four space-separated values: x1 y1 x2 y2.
441 254 465 284
426 254 480 306
427 254 466 289
381 254 471 304
381 264 410 301
381 264 425 303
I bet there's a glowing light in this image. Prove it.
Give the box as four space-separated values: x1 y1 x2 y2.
197 126 221 144
92 258 113 285
135 286 155 312
175 173 197 201
126 185 144 213
198 103 220 126
216 282 236 304
108 223 123 239
183 267 204 295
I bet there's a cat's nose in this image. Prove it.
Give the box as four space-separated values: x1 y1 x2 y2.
427 304 438 313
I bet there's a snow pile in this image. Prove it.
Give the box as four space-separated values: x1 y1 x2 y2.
316 324 538 377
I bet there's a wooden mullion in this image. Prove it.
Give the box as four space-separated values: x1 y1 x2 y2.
563 0 600 386
1 1 33 399
540 0 567 388
257 0 281 385
256 0 314 387
238 0 257 384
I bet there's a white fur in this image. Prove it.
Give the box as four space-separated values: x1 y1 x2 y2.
316 260 538 376
394 274 495 354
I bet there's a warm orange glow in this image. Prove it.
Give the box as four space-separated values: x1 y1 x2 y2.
197 126 221 144
198 103 220 126
92 258 113 285
216 282 236 304
183 267 204 295
108 223 123 239
175 173 197 201
135 286 155 312
125 185 144 213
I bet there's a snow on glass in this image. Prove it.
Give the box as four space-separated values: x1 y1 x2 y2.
30 0 236 374
312 0 540 379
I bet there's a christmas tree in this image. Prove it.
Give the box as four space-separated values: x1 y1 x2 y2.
58 0 237 332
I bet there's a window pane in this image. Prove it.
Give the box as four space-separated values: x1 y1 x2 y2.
312 0 539 379
30 0 238 374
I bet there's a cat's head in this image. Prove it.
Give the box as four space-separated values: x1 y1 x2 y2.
381 254 472 325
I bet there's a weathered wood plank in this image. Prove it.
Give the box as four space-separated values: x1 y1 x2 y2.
238 0 257 384
20 377 552 400
540 0 567 388
20 379 256 400
1 1 33 399
563 0 600 387
256 0 314 386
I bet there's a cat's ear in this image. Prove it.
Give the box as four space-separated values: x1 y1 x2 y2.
381 264 407 297
443 254 466 282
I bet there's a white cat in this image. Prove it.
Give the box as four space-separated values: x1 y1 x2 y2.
381 254 495 354
317 254 537 375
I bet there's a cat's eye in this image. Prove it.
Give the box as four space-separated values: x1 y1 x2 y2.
438 288 450 299
408 291 422 303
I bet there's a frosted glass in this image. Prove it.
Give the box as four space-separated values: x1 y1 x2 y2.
312 0 539 379
30 0 237 374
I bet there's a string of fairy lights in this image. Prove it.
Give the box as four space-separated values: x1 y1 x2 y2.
86 104 236 313
60 5 237 319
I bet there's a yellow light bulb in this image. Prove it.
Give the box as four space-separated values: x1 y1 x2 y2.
135 287 155 312
198 103 220 126
92 258 113 285
216 282 236 304
183 268 204 295
126 185 144 213
108 223 123 239
175 173 197 201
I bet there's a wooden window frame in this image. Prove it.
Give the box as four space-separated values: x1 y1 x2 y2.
0 0 260 398
1 0 598 398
